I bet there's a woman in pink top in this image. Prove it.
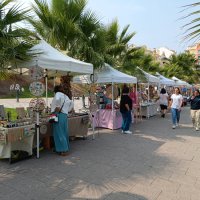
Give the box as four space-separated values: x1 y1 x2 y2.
129 86 138 105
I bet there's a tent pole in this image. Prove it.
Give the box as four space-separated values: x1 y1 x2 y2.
147 80 150 119
112 82 114 130
45 72 48 108
53 76 56 87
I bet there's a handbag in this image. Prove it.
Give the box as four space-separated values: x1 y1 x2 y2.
48 113 59 123
49 99 65 123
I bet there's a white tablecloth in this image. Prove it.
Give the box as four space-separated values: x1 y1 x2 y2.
0 125 35 159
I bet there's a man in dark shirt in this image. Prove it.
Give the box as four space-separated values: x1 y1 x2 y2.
120 86 133 134
188 89 200 131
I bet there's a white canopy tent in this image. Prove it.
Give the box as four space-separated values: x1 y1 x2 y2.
20 40 94 107
156 72 175 86
73 63 137 84
21 40 93 75
19 40 93 158
172 76 192 88
73 63 137 131
136 67 160 84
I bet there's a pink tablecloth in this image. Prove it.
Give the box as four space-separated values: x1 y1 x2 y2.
93 109 122 130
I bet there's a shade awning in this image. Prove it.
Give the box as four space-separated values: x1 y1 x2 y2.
156 72 175 86
19 40 93 75
73 63 137 84
135 67 160 84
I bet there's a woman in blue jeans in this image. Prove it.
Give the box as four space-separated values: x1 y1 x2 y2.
120 86 133 134
170 87 183 129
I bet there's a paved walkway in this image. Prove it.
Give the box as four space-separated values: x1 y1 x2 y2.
0 98 86 112
1 106 200 200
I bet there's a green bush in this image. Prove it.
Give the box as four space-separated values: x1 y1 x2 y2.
5 108 18 121
2 86 54 99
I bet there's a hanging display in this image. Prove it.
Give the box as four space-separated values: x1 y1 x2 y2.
29 66 44 81
29 98 46 112
29 82 45 97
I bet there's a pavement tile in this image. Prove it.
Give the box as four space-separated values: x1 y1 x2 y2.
104 191 148 200
56 180 112 200
104 177 137 192
128 183 161 200
150 177 180 194
169 170 197 186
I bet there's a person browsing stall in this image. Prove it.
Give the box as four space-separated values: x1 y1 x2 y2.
120 86 133 134
51 85 74 156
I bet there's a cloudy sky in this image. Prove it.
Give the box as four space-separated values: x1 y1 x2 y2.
16 0 197 52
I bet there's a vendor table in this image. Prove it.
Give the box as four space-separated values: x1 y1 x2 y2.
0 124 35 159
93 109 122 130
42 113 89 138
140 103 158 118
38 113 89 150
68 114 89 137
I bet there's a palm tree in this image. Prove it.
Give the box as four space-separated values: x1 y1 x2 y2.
161 52 199 83
104 20 136 66
30 0 105 98
0 0 37 79
182 2 200 42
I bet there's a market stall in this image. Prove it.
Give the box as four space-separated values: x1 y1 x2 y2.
11 40 93 159
134 67 160 118
73 63 137 129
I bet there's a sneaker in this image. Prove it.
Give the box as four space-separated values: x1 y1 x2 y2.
124 130 132 134
172 125 176 129
176 123 179 127
196 127 199 131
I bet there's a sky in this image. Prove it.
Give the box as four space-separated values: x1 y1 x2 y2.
16 0 198 53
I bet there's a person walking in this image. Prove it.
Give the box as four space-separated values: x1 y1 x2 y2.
120 86 133 134
159 88 169 118
51 85 74 156
169 87 183 129
188 89 200 131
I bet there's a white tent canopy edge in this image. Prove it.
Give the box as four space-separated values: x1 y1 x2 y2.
73 63 137 83
20 40 93 74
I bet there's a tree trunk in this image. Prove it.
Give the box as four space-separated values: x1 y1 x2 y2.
60 74 72 100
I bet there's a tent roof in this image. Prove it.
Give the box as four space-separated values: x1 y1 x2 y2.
136 67 160 83
73 63 137 83
172 76 191 87
20 40 93 74
156 72 175 86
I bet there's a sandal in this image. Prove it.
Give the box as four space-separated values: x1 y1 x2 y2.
60 152 70 156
